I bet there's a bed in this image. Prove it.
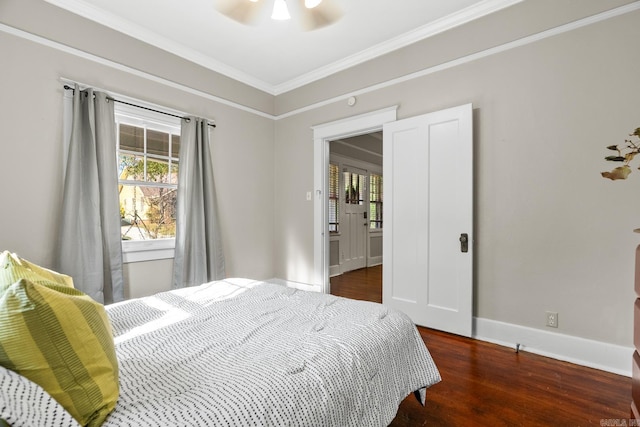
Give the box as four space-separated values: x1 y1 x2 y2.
1 276 440 427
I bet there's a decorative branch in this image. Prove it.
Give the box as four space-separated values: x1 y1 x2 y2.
601 127 640 180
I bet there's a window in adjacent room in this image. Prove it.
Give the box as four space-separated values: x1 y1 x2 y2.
344 170 365 205
329 163 339 233
369 173 383 229
115 104 181 262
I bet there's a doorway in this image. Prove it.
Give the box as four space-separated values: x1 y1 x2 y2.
328 132 384 300
312 106 397 294
329 133 383 278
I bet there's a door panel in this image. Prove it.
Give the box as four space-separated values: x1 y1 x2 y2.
383 104 473 337
389 127 427 303
428 119 462 310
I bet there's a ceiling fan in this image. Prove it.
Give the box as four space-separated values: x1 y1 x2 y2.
215 0 343 31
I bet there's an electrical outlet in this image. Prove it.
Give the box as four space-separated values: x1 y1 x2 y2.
546 311 558 328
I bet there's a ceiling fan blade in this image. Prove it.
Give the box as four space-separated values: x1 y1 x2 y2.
297 0 343 31
215 0 264 25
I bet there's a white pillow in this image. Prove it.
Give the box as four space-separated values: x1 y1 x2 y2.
0 366 80 427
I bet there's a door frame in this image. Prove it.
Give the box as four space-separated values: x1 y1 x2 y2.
312 106 398 294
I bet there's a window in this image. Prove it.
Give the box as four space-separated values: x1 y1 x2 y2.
329 163 339 233
344 171 365 205
370 173 383 229
115 104 181 262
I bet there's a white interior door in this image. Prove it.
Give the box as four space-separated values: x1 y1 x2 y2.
382 103 473 337
341 166 367 272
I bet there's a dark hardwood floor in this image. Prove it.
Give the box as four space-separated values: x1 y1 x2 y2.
330 266 631 426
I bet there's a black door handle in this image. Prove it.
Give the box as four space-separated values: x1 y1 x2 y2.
459 233 469 253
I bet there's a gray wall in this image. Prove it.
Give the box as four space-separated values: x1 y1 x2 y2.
274 1 640 347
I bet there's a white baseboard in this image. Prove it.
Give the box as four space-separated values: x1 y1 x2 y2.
367 256 382 267
474 317 633 377
267 278 322 293
329 265 341 277
330 262 381 277
260 284 632 376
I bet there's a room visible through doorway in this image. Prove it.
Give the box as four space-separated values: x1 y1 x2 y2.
328 131 383 296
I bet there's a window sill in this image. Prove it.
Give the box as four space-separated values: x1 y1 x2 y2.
122 239 175 263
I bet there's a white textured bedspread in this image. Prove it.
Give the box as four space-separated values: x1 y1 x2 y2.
104 279 440 426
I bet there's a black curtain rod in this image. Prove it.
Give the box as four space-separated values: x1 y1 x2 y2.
63 85 216 128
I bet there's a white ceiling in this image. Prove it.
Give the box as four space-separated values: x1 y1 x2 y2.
44 0 521 95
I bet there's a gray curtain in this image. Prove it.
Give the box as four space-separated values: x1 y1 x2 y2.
173 117 225 288
57 85 124 304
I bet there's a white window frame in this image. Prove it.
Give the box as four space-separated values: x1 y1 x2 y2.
328 163 340 234
369 172 383 231
115 103 181 263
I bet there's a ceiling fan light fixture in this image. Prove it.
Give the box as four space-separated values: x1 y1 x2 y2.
304 0 322 8
271 0 291 20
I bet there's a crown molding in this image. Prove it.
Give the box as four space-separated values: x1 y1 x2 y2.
276 0 640 119
0 21 276 119
4 1 639 120
272 0 523 94
44 0 522 95
43 0 275 94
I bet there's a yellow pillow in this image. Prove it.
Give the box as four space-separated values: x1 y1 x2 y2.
0 279 119 427
18 256 74 288
0 251 74 295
